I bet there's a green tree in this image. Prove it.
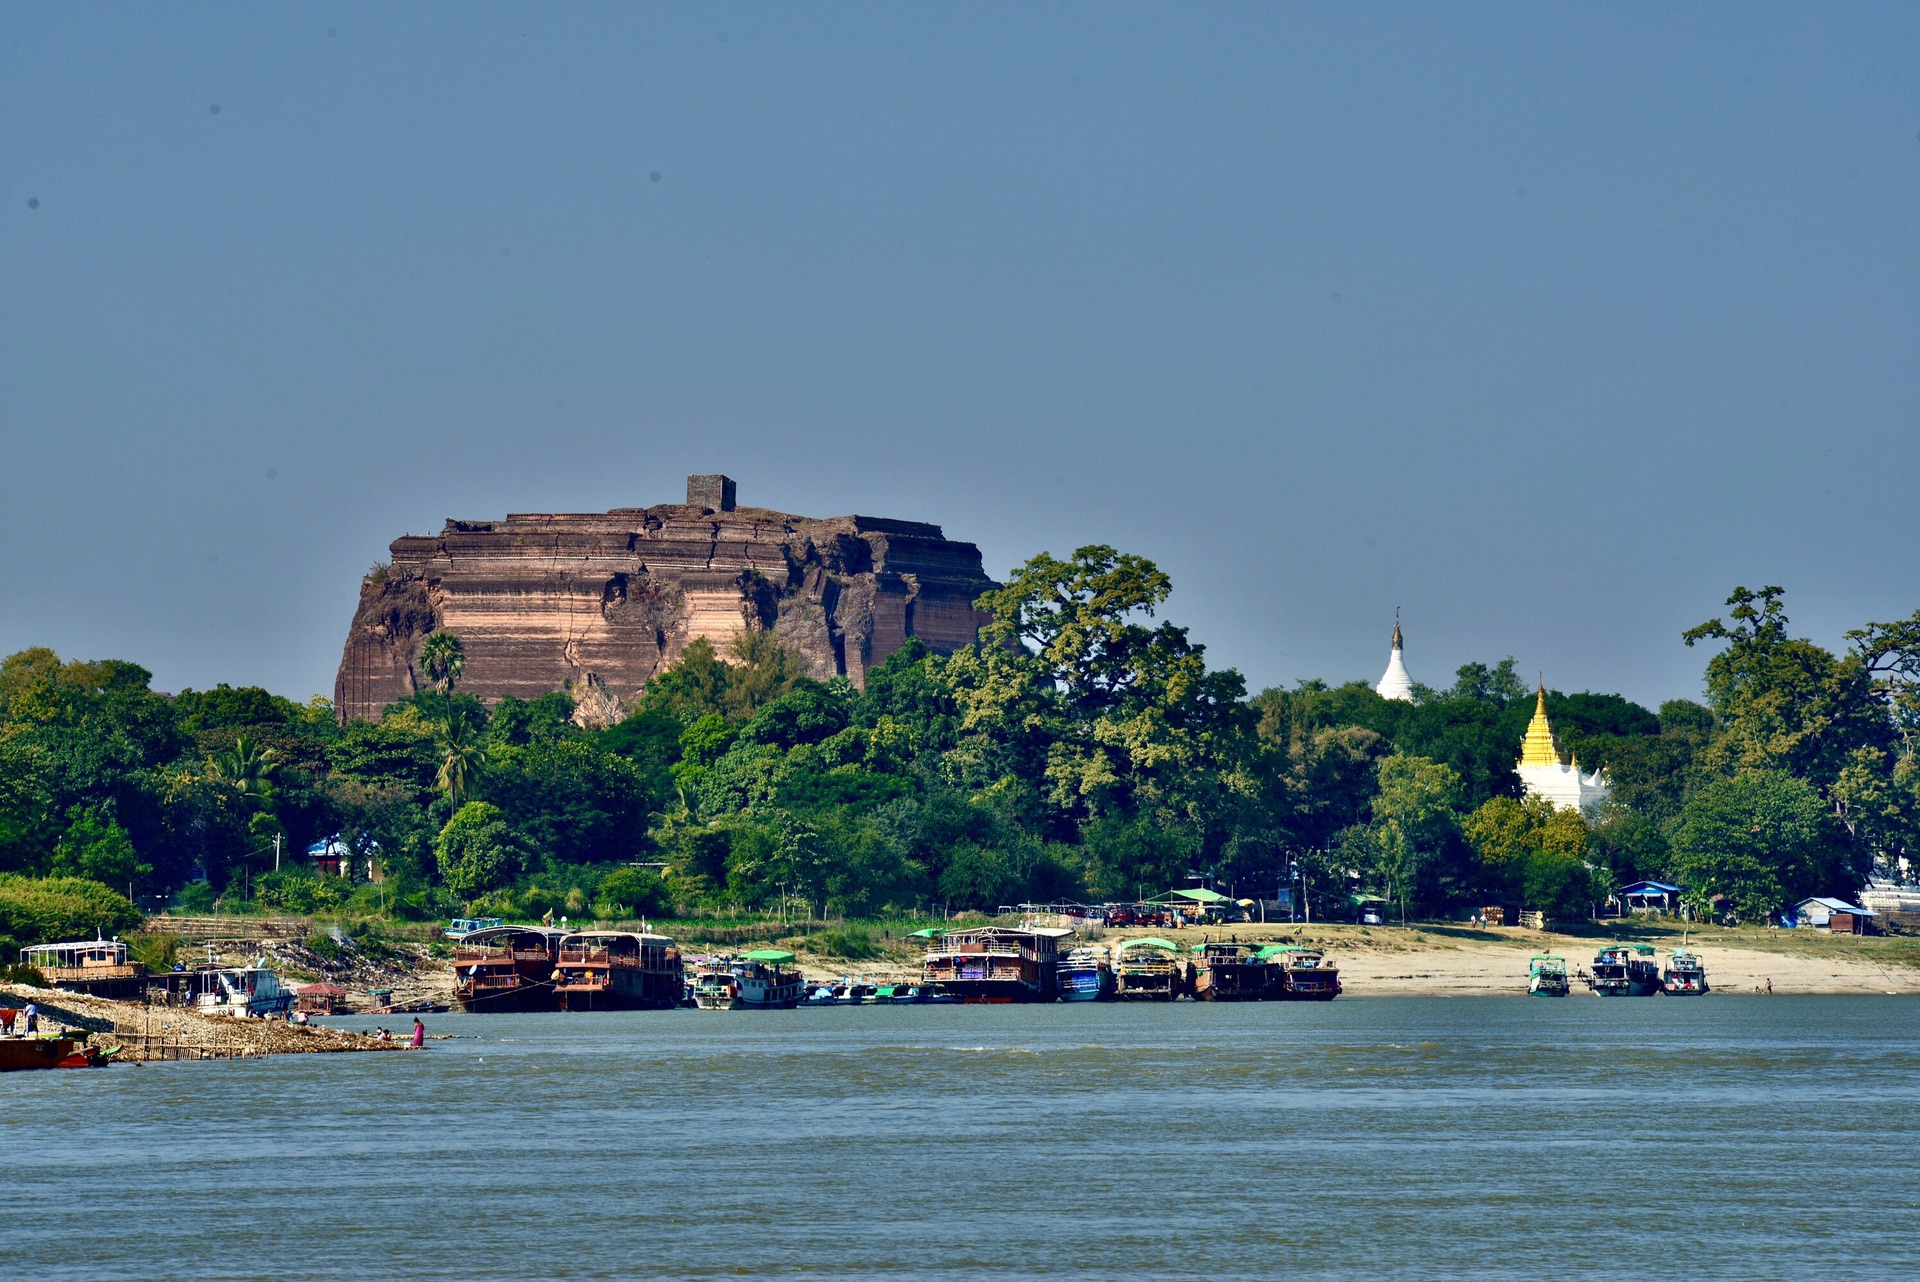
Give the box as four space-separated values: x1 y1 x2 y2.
418 632 467 719
435 710 484 810
1365 754 1465 921
434 801 525 899
1668 771 1847 920
49 805 150 890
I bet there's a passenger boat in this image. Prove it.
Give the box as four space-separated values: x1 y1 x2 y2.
875 983 956 1004
1527 954 1570 997
1112 937 1182 1000
1269 946 1341 1001
553 931 684 1011
1662 948 1710 996
691 958 741 1010
1191 942 1270 1001
733 950 804 1009
1584 944 1661 997
155 962 296 1018
18 936 147 1001
921 926 1068 1002
453 925 567 1012
1058 945 1113 1001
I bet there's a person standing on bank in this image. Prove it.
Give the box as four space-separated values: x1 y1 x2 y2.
22 1001 38 1034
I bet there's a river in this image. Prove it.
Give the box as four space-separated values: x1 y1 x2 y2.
5 996 1917 1279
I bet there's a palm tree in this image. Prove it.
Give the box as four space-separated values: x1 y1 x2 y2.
436 710 484 810
419 632 467 719
208 734 279 804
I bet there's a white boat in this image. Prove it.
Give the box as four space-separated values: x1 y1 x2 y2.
732 951 804 1009
166 962 295 1018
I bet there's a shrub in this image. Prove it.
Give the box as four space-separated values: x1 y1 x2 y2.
128 931 182 971
2 963 48 987
816 927 880 959
0 875 143 948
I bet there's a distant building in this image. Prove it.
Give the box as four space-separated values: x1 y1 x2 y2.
1515 685 1610 812
1375 617 1416 701
1792 897 1876 934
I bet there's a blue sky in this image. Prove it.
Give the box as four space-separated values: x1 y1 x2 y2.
3 4 1916 708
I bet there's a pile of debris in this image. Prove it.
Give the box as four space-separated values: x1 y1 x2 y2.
1 983 401 1061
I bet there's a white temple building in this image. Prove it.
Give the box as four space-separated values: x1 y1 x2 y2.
1375 617 1416 701
1515 685 1611 812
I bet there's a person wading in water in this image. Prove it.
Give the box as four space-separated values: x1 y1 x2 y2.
411 1017 425 1048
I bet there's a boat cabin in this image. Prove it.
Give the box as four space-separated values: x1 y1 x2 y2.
154 963 296 1018
1112 937 1182 999
19 937 146 1000
444 916 505 940
454 925 568 1013
553 930 683 1011
921 926 1068 1001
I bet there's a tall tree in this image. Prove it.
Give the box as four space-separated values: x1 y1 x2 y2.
418 632 467 720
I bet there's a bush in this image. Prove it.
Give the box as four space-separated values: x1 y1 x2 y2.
172 882 216 914
128 931 182 971
256 870 347 915
815 927 880 959
2 963 48 987
0 874 143 948
594 867 670 920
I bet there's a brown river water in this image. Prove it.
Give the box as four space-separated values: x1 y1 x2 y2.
4 995 1918 1279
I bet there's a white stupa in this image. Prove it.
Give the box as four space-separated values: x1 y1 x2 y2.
1515 684 1611 812
1375 615 1416 701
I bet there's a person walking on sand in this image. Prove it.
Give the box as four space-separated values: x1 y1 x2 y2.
1765 977 1773 995
411 1017 425 1048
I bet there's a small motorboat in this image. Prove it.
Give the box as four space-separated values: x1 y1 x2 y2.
1527 954 1570 997
1662 948 1710 995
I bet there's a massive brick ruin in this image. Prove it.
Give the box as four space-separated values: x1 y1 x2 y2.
332 476 998 723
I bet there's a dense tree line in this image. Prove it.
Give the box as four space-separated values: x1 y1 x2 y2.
2 553 1916 943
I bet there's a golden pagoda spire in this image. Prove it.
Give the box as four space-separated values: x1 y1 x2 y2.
1518 682 1562 767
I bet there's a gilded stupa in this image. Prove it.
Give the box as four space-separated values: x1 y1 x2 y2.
1514 684 1610 812
1375 614 1416 702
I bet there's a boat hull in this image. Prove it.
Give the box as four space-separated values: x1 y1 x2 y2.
938 979 1046 1003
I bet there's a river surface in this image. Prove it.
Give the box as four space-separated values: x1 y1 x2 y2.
5 996 1918 1280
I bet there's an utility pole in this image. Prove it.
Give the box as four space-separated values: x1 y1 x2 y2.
273 834 282 872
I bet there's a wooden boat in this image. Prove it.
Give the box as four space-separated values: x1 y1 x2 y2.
443 916 503 940
19 936 147 1001
1192 942 1270 1001
1268 946 1341 1001
1527 954 1570 997
0 1038 108 1072
553 931 683 1011
732 950 804 1009
1112 937 1182 1000
1057 945 1113 1001
453 925 567 1012
1662 948 1710 996
921 926 1068 1002
1584 944 1661 997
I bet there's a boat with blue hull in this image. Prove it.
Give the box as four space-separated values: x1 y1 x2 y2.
1057 946 1113 1001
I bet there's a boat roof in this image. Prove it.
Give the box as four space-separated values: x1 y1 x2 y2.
743 949 795 963
559 929 674 945
1116 937 1177 952
463 925 569 946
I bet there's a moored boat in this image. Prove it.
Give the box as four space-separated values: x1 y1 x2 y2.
691 958 741 1010
453 925 567 1012
1584 944 1661 997
155 960 296 1018
1662 948 1710 996
0 1038 110 1072
1527 954 1570 997
733 950 804 1009
921 926 1068 1002
1192 942 1270 1001
1112 937 1181 1001
1269 946 1341 1001
553 931 684 1011
1057 945 1113 1001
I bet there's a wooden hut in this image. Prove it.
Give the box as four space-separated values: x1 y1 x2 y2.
294 982 351 1016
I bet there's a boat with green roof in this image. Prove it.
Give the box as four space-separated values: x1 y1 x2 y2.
1192 941 1270 1000
1527 954 1569 997
1112 937 1182 1000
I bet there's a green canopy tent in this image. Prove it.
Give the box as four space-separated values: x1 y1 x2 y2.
743 949 796 964
907 928 943 940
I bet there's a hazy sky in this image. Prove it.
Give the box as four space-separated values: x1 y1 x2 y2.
3 5 1916 709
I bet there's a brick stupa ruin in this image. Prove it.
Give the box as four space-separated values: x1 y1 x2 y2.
333 475 997 723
